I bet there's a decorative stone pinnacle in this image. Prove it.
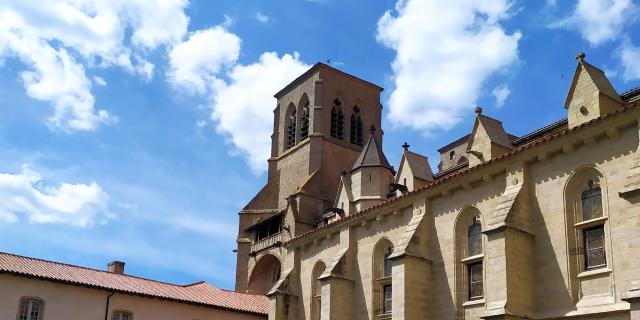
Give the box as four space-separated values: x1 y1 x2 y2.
474 106 483 115
576 51 586 61
369 124 376 134
402 142 410 150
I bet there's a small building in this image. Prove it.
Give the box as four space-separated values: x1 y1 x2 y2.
0 251 268 320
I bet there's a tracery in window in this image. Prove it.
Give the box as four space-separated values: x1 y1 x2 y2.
285 105 296 150
300 101 310 140
350 106 363 146
18 298 43 320
330 99 344 139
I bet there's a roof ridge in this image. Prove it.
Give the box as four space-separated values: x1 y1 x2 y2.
0 251 191 288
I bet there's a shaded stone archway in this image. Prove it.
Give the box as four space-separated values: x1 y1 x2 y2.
247 254 281 295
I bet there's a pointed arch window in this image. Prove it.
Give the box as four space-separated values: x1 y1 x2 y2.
286 107 297 150
331 99 344 139
300 101 310 141
456 211 484 307
350 106 363 146
311 262 326 320
374 240 393 316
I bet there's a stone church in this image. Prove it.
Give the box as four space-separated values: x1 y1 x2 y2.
235 54 640 319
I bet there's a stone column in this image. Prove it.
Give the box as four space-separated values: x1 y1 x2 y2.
391 254 431 320
319 276 354 320
482 227 534 320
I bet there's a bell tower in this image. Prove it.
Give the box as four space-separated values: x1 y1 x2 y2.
235 63 383 293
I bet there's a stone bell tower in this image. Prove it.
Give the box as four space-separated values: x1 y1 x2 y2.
235 63 384 293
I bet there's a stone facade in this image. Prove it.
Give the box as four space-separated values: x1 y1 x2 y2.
235 55 640 319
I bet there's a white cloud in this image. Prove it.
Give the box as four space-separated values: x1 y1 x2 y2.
0 165 112 227
553 0 637 46
0 0 189 130
168 27 241 95
620 38 640 81
492 84 511 107
211 52 310 172
377 0 521 133
255 12 270 23
93 76 107 86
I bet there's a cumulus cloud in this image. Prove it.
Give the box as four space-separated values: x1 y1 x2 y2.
619 38 640 81
0 0 189 130
211 52 310 172
492 84 511 107
377 0 521 133
553 0 638 46
0 165 112 227
168 27 241 95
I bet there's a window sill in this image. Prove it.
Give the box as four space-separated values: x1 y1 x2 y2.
460 254 484 264
578 267 611 279
376 276 392 282
574 216 607 229
376 313 392 320
462 299 485 307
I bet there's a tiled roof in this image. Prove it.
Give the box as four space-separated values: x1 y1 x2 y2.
351 132 392 171
286 102 640 246
0 251 268 315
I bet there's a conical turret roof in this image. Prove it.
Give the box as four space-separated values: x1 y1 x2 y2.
351 126 392 171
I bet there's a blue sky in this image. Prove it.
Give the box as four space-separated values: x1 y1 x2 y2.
0 0 638 290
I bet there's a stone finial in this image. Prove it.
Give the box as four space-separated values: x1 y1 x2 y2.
402 142 410 150
369 124 376 134
474 106 483 115
576 51 586 61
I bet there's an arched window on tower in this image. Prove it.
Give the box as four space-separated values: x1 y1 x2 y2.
285 105 296 150
350 106 363 146
300 101 310 141
331 99 344 139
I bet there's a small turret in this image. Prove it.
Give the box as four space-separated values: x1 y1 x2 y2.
339 125 394 213
466 107 513 167
565 52 624 129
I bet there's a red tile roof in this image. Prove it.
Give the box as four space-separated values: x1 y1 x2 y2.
0 251 268 316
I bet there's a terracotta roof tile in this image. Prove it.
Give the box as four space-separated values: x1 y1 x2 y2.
0 251 268 315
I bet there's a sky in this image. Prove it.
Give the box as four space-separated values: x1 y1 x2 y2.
0 0 639 290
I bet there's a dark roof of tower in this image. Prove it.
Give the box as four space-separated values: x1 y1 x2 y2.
351 133 392 171
274 62 383 99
